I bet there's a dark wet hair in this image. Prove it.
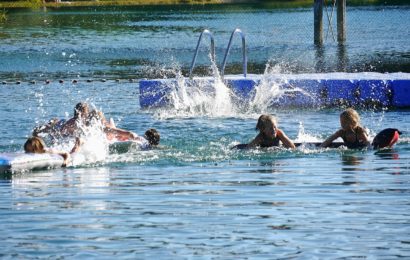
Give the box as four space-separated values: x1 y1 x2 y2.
74 102 89 118
144 128 160 146
87 110 105 126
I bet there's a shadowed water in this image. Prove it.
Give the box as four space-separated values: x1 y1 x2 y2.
0 5 409 81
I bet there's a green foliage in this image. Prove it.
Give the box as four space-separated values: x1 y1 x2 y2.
0 0 409 8
25 0 43 8
0 9 7 23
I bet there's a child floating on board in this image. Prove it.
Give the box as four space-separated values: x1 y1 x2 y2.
246 114 295 149
321 108 370 149
24 136 82 167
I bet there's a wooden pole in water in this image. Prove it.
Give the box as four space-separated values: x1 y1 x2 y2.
337 0 346 43
314 0 323 45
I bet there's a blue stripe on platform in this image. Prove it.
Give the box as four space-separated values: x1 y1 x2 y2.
139 78 410 108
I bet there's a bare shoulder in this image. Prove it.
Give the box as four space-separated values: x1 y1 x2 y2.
247 133 263 148
333 129 344 137
356 126 367 134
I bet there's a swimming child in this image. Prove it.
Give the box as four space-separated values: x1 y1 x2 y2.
32 118 66 140
24 136 82 167
247 114 295 149
87 109 160 147
144 128 160 146
60 102 90 137
320 108 370 149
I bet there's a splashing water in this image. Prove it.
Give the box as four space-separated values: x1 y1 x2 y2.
153 61 323 118
294 122 322 143
249 68 283 113
156 59 237 118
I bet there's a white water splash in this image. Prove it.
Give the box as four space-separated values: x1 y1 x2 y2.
294 122 322 143
249 64 284 113
153 62 323 118
156 59 237 118
46 116 109 167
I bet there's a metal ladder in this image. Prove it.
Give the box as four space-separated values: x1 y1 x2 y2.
221 28 247 79
189 29 215 79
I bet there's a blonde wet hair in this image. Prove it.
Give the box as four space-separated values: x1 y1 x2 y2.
24 136 46 154
340 108 360 129
256 114 277 131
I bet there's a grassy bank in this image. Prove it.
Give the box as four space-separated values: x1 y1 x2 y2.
0 0 409 9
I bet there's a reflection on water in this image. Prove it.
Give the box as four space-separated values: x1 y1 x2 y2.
0 6 409 81
341 153 364 172
11 167 111 211
374 149 400 160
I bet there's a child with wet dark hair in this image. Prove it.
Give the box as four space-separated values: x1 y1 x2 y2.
247 114 295 149
144 128 160 146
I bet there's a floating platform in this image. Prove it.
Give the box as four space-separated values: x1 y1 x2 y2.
139 73 410 109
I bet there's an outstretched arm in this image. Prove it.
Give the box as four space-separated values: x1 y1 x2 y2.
357 127 370 147
277 129 295 149
246 134 262 148
320 130 342 148
48 138 83 167
70 137 83 154
45 150 69 167
104 126 145 142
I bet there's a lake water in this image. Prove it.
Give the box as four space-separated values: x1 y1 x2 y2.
1 4 410 259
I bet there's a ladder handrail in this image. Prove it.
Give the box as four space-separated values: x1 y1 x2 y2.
189 29 215 79
221 28 247 79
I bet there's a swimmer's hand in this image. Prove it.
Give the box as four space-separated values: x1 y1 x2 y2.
276 129 296 149
70 137 83 154
61 152 70 167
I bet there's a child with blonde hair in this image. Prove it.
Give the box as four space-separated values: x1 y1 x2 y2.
247 114 295 149
321 108 369 149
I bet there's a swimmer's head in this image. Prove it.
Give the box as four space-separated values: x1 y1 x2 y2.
87 110 106 126
74 102 90 119
145 128 160 146
24 136 46 154
256 114 278 137
340 108 360 130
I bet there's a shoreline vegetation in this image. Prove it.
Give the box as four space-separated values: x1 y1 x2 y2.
0 0 409 9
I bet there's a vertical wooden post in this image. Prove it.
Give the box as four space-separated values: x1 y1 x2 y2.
314 0 323 45
337 0 346 43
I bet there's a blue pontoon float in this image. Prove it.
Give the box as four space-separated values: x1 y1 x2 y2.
139 29 410 109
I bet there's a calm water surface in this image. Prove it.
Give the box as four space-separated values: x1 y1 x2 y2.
1 4 410 259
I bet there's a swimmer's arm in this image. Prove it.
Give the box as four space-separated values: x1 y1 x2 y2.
246 134 263 148
32 118 60 136
277 129 296 149
357 127 371 146
320 130 342 148
70 137 83 154
104 127 136 139
47 149 70 167
47 138 81 167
